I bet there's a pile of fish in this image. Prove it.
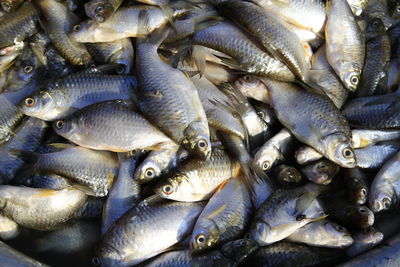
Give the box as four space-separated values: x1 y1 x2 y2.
0 0 400 266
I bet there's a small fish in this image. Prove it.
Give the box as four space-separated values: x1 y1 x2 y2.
85 0 124 22
274 164 303 188
344 168 369 205
355 141 400 169
249 184 327 246
190 178 253 251
286 220 353 248
346 228 384 257
295 146 323 165
369 151 400 213
352 129 400 148
97 200 205 266
326 0 365 91
301 159 340 185
0 186 86 230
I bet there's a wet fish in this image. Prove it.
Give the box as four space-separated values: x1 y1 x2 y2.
286 220 353 248
0 1 38 49
260 78 356 168
0 0 24 12
355 141 400 169
33 0 93 66
346 228 384 257
0 186 86 230
326 0 365 91
217 0 311 82
53 100 175 152
0 241 49 266
249 184 327 245
369 151 400 213
347 0 369 16
274 164 303 188
0 213 18 240
295 146 324 165
301 159 340 185
352 129 400 148
155 148 239 202
136 28 211 159
85 0 124 22
253 128 294 171
344 168 369 205
190 178 253 252
21 73 136 121
0 94 25 144
97 200 205 266
343 93 400 129
357 18 391 97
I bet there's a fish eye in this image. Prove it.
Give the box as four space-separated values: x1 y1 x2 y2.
350 75 359 85
361 188 367 196
243 75 253 82
95 5 104 13
91 257 101 266
196 234 206 244
145 168 155 178
23 65 33 74
317 163 326 169
55 120 64 129
197 139 208 150
335 225 345 231
162 184 173 195
359 207 366 213
256 111 265 119
382 197 391 209
73 24 81 31
239 240 247 246
342 148 353 158
262 161 270 170
116 65 125 74
24 97 35 107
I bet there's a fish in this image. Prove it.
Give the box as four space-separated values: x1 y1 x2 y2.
325 0 365 91
72 196 104 220
0 0 24 12
344 168 369 205
252 0 326 34
0 241 49 266
260 78 356 168
253 128 294 171
369 151 400 213
191 21 296 82
136 28 211 159
301 159 340 185
274 164 303 188
355 141 400 169
33 0 93 66
97 200 205 266
84 0 124 22
27 173 72 190
352 129 400 148
249 184 327 246
310 44 349 109
217 0 311 82
286 220 353 248
134 145 182 183
155 148 239 202
144 239 259 267
0 94 25 144
0 1 38 49
343 93 400 129
357 18 391 97
234 75 270 104
190 178 253 251
0 186 87 230
346 228 384 257
53 100 176 152
295 146 324 165
347 0 369 16
245 241 344 267
13 145 119 197
102 154 141 235
21 72 136 121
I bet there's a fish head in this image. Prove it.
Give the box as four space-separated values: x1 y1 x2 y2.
325 135 356 168
21 91 58 120
234 75 263 94
220 239 259 263
369 183 396 213
278 165 302 184
84 0 113 22
53 119 75 139
341 62 361 91
190 225 219 252
345 206 374 228
183 123 211 160
154 175 192 201
303 160 338 185
254 147 279 171
366 18 386 39
134 159 162 183
325 221 353 247
356 227 384 244
69 20 99 43
249 220 271 246
348 179 368 205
